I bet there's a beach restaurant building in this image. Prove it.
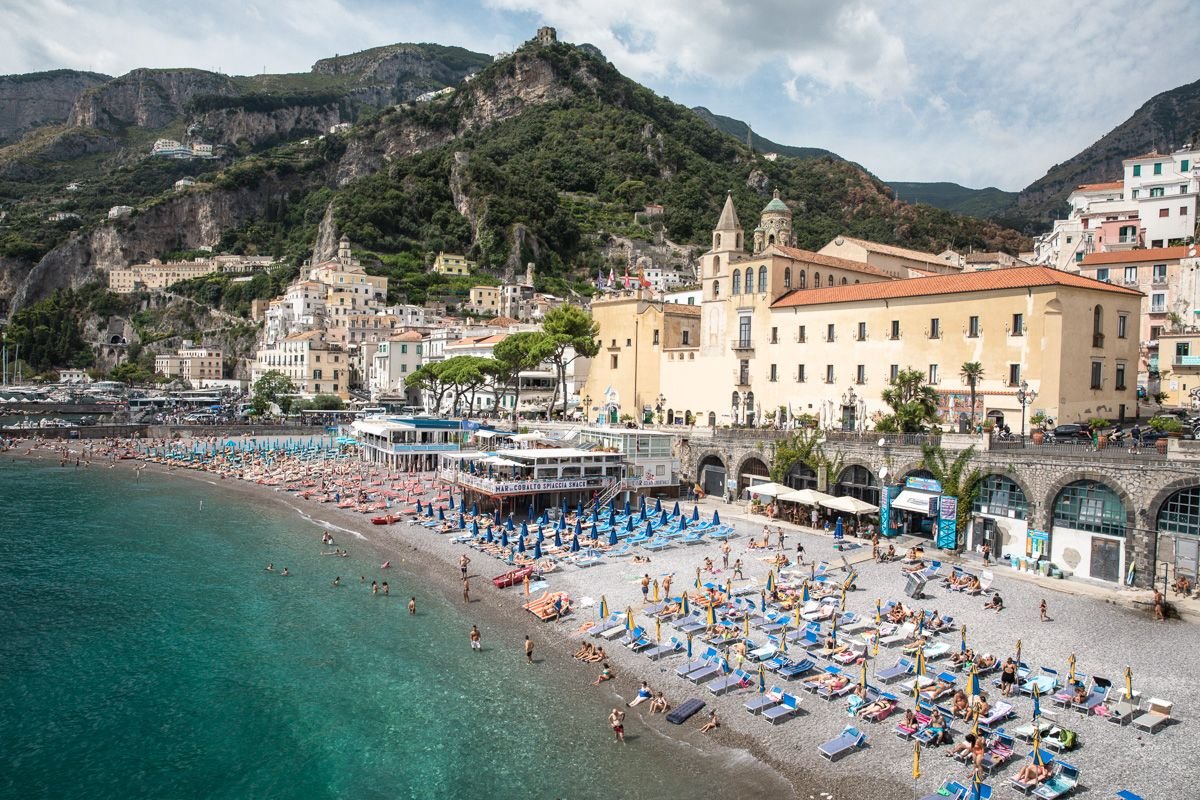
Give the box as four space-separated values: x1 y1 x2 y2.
350 417 475 471
437 447 624 518
577 427 681 495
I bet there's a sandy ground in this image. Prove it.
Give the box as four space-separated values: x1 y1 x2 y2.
9 438 1193 800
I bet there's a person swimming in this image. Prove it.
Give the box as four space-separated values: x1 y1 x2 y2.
332 576 341 587
265 563 275 572
281 567 289 576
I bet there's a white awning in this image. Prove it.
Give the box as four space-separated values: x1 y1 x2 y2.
512 432 546 442
819 495 879 514
778 488 835 505
746 482 789 498
892 489 939 515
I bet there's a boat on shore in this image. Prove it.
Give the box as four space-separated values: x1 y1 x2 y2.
371 514 401 525
492 565 536 588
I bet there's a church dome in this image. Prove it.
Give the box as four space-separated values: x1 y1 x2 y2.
762 189 789 214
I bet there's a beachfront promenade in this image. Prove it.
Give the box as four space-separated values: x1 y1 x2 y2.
7 434 1191 799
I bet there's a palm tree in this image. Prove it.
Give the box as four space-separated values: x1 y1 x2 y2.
960 362 984 426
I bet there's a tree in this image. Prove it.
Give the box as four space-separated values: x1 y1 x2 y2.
960 362 984 426
405 362 450 414
877 367 940 432
920 443 984 548
310 394 344 410
492 331 551 424
540 305 600 419
252 370 296 415
438 355 500 418
110 361 153 386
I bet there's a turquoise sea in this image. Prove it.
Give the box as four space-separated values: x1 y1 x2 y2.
0 461 790 799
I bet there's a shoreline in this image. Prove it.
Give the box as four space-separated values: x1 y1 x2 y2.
8 448 837 798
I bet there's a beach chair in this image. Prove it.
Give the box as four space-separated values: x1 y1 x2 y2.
922 641 952 661
642 537 672 551
607 543 633 557
1102 694 1140 726
861 692 899 723
762 692 801 724
818 726 867 761
1021 668 1060 697
745 687 784 715
1071 677 1111 715
918 781 967 800
875 656 914 683
589 616 625 638
675 647 719 677
777 658 816 680
977 700 1014 728
1033 762 1079 799
881 622 916 647
1010 753 1056 795
1130 698 1173 734
1112 792 1145 800
841 613 871 634
686 658 729 684
643 638 682 661
1044 726 1078 753
832 643 867 666
1011 719 1056 742
708 668 754 695
979 732 1016 774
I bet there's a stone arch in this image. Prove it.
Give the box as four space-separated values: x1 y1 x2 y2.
783 267 791 289
893 462 933 483
694 451 728 497
713 255 721 275
1040 471 1135 534
712 279 720 299
976 470 1037 516
841 276 848 285
814 272 821 288
708 411 717 427
1147 476 1200 532
736 454 770 493
784 462 818 490
757 265 768 293
833 462 880 505
798 271 806 289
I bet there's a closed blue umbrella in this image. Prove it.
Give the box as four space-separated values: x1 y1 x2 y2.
415 499 423 514
501 529 509 548
570 532 580 552
834 517 844 540
712 510 721 525
484 525 493 543
533 539 543 560
472 502 479 517
608 498 615 514
625 516 634 533
448 496 455 509
654 497 662 514
608 527 618 546
686 634 693 658
521 522 529 539
640 506 648 523
608 507 617 527
438 506 445 521
576 500 583 517
672 500 680 517
505 516 514 532
659 509 669 527
458 512 466 530
528 502 535 521
536 526 545 543
968 666 981 697
471 519 480 538
1032 683 1042 720
554 528 562 548
624 499 631 517
517 533 526 553
574 518 583 537
692 505 699 521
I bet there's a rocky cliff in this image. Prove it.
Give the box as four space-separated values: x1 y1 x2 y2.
68 68 238 131
191 102 345 148
311 43 491 102
0 70 110 143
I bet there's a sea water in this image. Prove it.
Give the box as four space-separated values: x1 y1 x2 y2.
0 462 791 799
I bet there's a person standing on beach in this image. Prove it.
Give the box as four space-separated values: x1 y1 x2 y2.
641 574 650 603
777 527 785 550
525 635 535 664
470 625 481 651
721 541 731 570
463 578 471 603
408 597 416 615
1039 598 1048 622
662 575 672 599
609 709 626 744
459 553 470 579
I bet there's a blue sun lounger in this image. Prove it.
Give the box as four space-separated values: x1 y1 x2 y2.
745 687 784 714
762 692 801 724
643 637 683 660
1033 762 1079 799
919 781 968 800
778 658 816 680
875 656 914 683
708 668 753 695
1112 792 1144 800
818 726 867 761
589 616 625 637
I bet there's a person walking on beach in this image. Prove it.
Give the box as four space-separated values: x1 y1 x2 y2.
641 574 651 603
721 541 731 570
459 553 470 579
732 558 744 580
525 635 535 664
463 578 471 603
1154 588 1165 621
408 597 416 615
609 709 626 744
1039 598 1048 622
470 625 481 651
795 541 805 565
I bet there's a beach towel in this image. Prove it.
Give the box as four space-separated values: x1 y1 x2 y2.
666 698 706 725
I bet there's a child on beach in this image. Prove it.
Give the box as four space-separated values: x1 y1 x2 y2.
699 710 719 733
609 709 626 744
1039 598 1048 622
408 597 416 614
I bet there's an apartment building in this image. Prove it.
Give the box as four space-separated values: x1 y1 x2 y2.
155 343 223 382
252 331 347 399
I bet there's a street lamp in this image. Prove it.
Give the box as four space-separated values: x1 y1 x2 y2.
1016 379 1037 440
582 393 591 424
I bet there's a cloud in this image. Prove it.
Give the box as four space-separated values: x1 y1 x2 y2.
486 0 911 101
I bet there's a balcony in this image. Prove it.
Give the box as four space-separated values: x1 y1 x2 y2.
731 339 755 352
1175 355 1200 369
1092 333 1105 348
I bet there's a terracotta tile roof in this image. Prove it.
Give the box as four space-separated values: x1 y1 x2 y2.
822 236 954 267
770 245 892 278
490 316 521 327
1124 151 1162 162
1080 246 1194 266
770 265 1141 309
1074 181 1124 192
390 330 425 342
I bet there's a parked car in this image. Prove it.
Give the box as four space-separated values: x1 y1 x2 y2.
1049 423 1091 441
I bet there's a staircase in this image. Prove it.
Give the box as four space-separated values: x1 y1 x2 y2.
595 478 627 508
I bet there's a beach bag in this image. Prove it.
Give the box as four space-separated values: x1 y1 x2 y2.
1058 729 1077 750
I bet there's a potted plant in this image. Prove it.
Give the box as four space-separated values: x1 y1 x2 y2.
1150 416 1184 453
1088 417 1109 449
981 419 995 436
1030 412 1047 444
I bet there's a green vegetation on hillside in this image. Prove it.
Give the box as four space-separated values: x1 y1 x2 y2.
887 181 1018 219
692 106 842 162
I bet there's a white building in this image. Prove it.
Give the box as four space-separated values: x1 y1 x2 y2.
174 177 196 191
263 281 327 345
252 331 347 399
1122 149 1199 249
108 205 134 219
577 427 681 491
664 288 702 305
370 331 425 401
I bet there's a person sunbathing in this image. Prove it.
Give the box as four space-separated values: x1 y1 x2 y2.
648 692 670 714
655 602 680 618
951 690 971 718
973 694 991 717
585 646 606 663
1173 575 1192 596
1072 683 1088 704
950 731 980 758
984 594 1004 613
961 575 981 592
975 653 997 671
699 709 719 733
951 648 975 667
632 554 651 564
703 556 714 573
747 538 768 550
922 679 956 701
857 695 896 719
1014 761 1053 785
593 662 616 685
573 642 594 660
901 636 930 656
928 610 944 629
814 673 850 691
902 560 928 574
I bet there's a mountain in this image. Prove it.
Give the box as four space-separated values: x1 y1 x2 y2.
1013 77 1200 226
691 106 841 161
0 33 1028 332
887 181 1018 219
0 70 111 143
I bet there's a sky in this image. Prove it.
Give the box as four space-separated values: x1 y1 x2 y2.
3 0 1199 190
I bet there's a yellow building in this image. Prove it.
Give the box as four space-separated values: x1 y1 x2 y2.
432 252 475 276
467 285 500 314
1157 331 1200 409
817 235 964 277
252 331 347 400
155 344 223 383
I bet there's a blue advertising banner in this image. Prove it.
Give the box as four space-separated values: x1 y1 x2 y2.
936 495 958 549
880 484 902 538
906 476 943 493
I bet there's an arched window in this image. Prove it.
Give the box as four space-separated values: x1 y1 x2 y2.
1053 480 1125 536
814 273 821 288
973 475 1029 520
732 269 741 295
713 255 721 275
758 266 768 293
783 267 791 289
834 465 879 505
716 233 722 249
708 411 717 427
1157 485 1200 537
798 271 806 289
841 277 848 285
712 280 720 298
1093 305 1103 336
768 234 775 246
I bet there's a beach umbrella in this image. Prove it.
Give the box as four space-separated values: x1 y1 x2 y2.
860 661 868 689
679 516 688 530
712 510 720 525
570 532 580 552
968 666 981 698
517 533 526 553
840 587 847 612
692 505 699 521
686 633 693 658
574 518 583 538
659 509 669 527
726 578 732 598
438 506 445 521
655 618 662 643
541 510 550 525
608 497 615 514
695 568 702 589
1067 653 1076 687
448 496 455 510
654 497 662 514
760 589 768 613
1031 728 1046 766
766 570 776 594
600 595 609 619
554 528 562 549
640 506 648 523
528 502 535 520
970 770 985 800
484 525 493 543
681 593 690 616
626 606 636 632
653 579 660 603
576 500 583 517
802 581 810 603
912 740 921 781
744 617 751 639
458 512 466 530
521 521 530 539
915 644 926 678
501 529 509 548
831 613 839 643
625 516 634 534
533 539 542 560
1015 639 1022 666
472 502 479 517
639 495 647 510
1032 683 1042 720
506 516 515 532
759 664 767 695
608 507 617 527
1124 666 1133 700
672 500 680 517
536 526 545 543
608 527 618 546
873 631 880 659
415 499 423 514
794 606 803 630
623 498 631 517
835 517 844 540
961 623 967 653
705 604 717 627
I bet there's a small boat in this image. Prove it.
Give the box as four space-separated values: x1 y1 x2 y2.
492 565 536 589
371 515 400 526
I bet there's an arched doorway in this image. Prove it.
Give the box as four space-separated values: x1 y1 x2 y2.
834 465 879 506
708 411 717 428
1157 485 1200 581
904 468 936 483
971 474 1030 554
738 456 769 496
1051 479 1127 582
697 455 727 499
785 463 818 490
